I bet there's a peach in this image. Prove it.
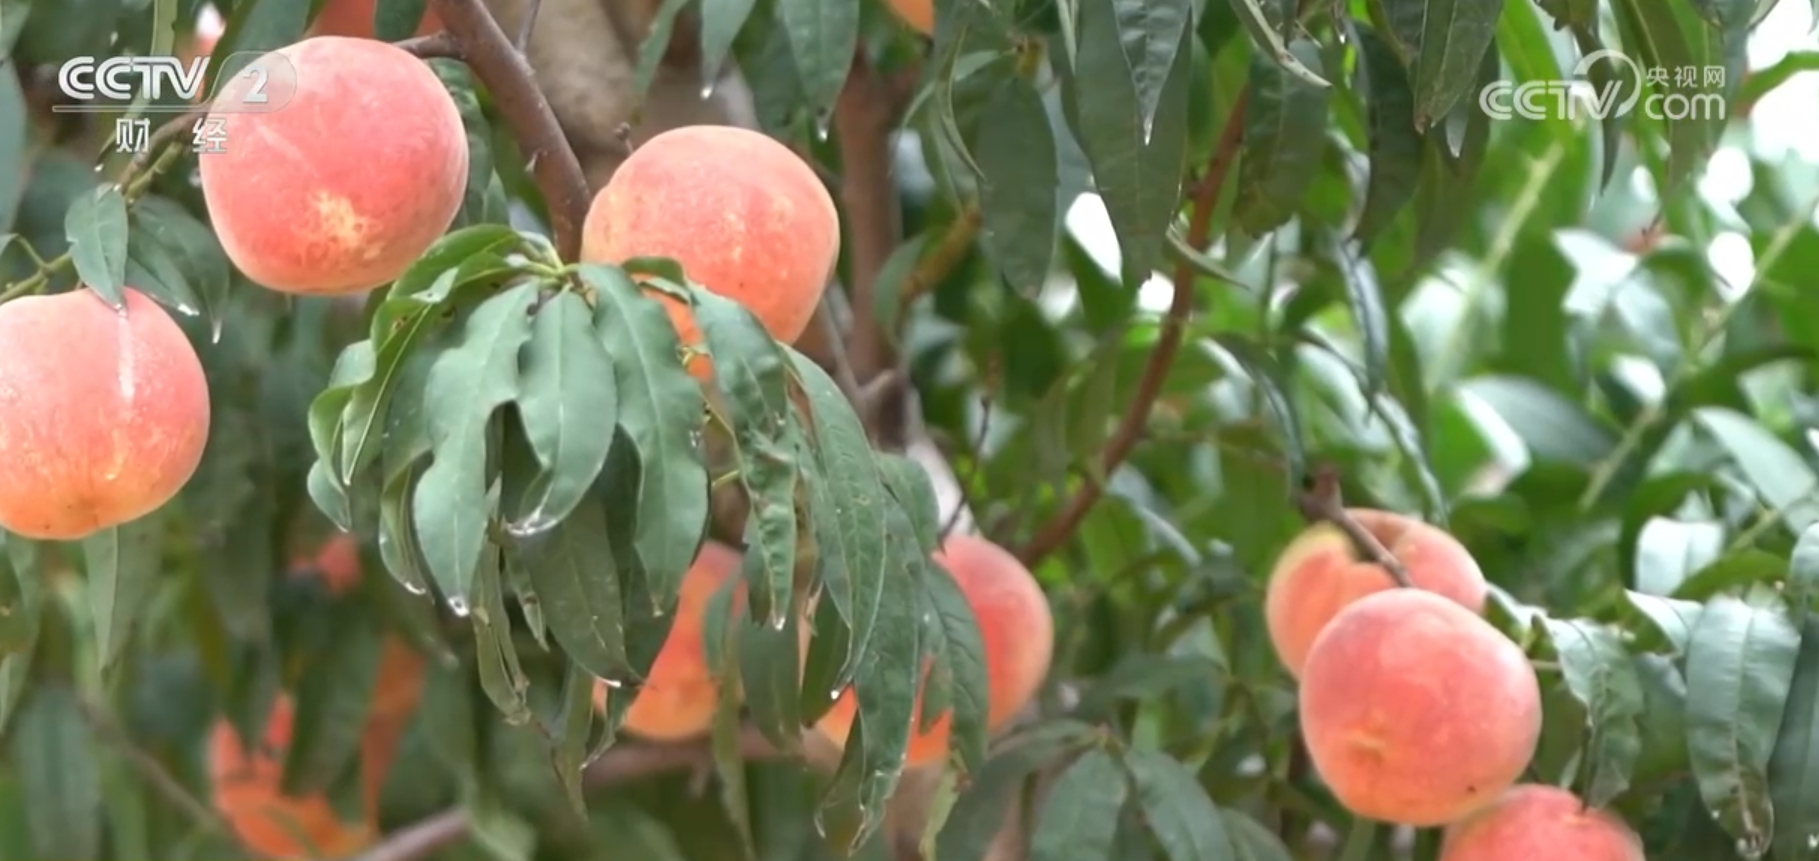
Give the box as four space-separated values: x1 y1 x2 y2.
884 0 934 35
293 532 363 595
594 542 743 741
815 535 1053 767
198 36 467 296
1265 509 1487 678
208 696 382 859
579 124 839 379
0 287 210 540
1299 589 1541 827
1439 785 1644 861
308 0 442 38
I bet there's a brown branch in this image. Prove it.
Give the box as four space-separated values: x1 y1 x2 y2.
343 725 785 861
1293 464 1412 587
832 51 919 444
421 0 592 262
1014 91 1251 567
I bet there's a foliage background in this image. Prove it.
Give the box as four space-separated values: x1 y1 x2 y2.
4 0 1819 859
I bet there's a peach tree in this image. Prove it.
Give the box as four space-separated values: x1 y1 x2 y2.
1 0 1818 859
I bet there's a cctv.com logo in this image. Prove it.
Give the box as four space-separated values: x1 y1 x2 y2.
1479 49 1729 122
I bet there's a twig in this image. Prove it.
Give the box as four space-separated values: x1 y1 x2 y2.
343 725 785 861
0 106 205 303
424 0 592 262
393 31 462 60
514 0 541 51
815 300 865 405
1293 465 1412 588
77 698 261 857
1014 91 1251 567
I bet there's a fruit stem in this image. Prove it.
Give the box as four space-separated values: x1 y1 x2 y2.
1294 465 1415 589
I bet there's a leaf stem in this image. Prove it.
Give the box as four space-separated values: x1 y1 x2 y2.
1014 90 1250 567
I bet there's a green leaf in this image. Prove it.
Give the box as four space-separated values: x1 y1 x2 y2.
0 70 28 232
1224 808 1294 861
921 557 991 772
936 720 1100 860
472 544 533 723
282 611 382 796
10 686 101 861
784 349 889 686
509 291 618 530
130 196 232 327
1127 747 1237 861
973 74 1060 290
1031 748 1130 861
1326 234 1390 398
1350 21 1423 248
372 0 429 40
633 0 691 96
1108 0 1194 135
1461 375 1617 467
1224 0 1330 87
818 511 923 853
1770 616 1819 861
701 0 760 79
1542 618 1644 807
84 512 165 671
876 453 944 551
551 662 596 814
693 288 801 629
740 587 807 753
414 283 540 605
1066 0 1193 278
1611 0 1720 191
1233 39 1332 236
1533 0 1596 28
210 0 312 88
1625 590 1705 654
1684 594 1801 856
1408 0 1503 127
1695 407 1819 533
777 0 860 122
1790 523 1819 609
340 228 527 484
63 184 129 307
581 264 709 606
514 495 632 682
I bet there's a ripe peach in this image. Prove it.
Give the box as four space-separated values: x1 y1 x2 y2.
579 124 839 379
0 287 210 540
884 0 934 34
815 535 1053 767
1299 589 1541 827
308 0 442 38
198 37 467 296
594 542 744 741
1265 509 1487 678
293 532 363 595
1439 784 1644 861
208 696 382 859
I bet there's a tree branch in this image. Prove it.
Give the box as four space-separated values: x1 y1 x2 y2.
343 726 786 861
421 0 592 262
831 51 918 443
1014 91 1251 567
1293 464 1413 587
